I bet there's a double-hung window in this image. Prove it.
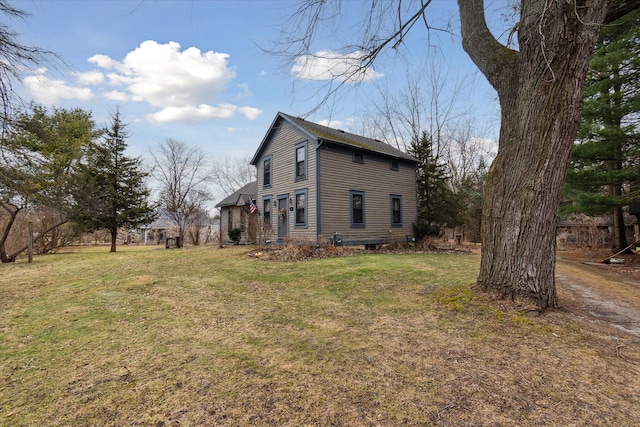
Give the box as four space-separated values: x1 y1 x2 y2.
263 156 272 187
295 143 306 180
262 196 272 226
391 195 402 226
350 190 365 227
294 189 307 227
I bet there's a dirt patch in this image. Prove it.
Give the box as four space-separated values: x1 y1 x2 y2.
556 249 640 338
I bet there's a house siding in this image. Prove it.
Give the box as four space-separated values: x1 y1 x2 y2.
220 205 253 243
255 120 318 241
318 143 416 244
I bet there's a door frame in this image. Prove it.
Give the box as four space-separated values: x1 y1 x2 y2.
277 194 289 240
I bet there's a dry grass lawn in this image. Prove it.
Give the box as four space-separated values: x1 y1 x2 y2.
1 245 639 426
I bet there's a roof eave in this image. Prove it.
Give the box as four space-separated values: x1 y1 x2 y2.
321 138 419 163
250 112 285 166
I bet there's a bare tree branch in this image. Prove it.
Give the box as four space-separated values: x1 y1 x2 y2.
150 138 212 245
266 0 451 117
210 155 256 197
457 0 518 96
0 1 59 126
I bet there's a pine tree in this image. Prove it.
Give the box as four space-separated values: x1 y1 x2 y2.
76 108 155 252
456 158 488 243
563 10 640 252
409 132 461 238
0 104 96 262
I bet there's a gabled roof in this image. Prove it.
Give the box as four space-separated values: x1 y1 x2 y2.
139 210 175 230
251 112 418 165
215 181 257 208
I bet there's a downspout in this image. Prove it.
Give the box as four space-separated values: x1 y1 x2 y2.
316 138 323 239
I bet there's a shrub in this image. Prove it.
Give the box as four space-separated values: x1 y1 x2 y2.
413 220 441 240
228 228 242 245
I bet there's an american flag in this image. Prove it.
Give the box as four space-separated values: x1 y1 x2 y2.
249 198 258 214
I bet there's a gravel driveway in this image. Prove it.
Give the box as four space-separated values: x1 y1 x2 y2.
556 251 640 338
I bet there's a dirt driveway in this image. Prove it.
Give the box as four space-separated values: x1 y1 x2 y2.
556 250 640 338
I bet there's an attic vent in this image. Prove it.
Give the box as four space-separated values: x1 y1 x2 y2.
374 139 382 142
337 129 345 133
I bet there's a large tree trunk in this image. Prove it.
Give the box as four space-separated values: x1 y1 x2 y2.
458 0 614 309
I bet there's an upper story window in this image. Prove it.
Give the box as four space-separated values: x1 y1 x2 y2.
353 151 364 164
391 195 402 226
390 159 399 170
263 156 272 187
350 190 365 227
295 143 306 180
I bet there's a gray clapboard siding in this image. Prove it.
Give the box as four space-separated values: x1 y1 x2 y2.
253 112 418 245
256 120 318 240
318 144 416 244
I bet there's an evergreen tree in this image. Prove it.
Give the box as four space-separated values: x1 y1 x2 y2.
456 158 488 243
0 104 96 262
563 10 640 252
77 108 155 252
409 131 461 238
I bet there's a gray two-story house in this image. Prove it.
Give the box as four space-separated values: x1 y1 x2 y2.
250 112 419 246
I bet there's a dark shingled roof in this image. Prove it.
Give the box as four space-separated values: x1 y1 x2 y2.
279 112 418 163
215 181 257 208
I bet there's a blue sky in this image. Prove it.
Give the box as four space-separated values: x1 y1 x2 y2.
11 0 504 199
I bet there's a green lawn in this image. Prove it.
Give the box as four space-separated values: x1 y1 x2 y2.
1 245 639 426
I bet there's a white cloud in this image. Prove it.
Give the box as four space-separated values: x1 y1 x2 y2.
476 137 498 158
317 119 343 128
236 83 253 99
147 104 262 123
74 70 104 85
24 69 94 104
292 50 384 82
238 106 262 120
88 54 119 69
104 90 130 102
87 40 262 123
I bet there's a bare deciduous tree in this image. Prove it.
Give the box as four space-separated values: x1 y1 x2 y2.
362 60 487 174
210 155 256 197
150 138 212 247
443 117 493 193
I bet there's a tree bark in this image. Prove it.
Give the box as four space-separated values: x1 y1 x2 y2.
110 227 117 253
606 73 629 253
611 205 629 253
0 202 21 262
1 217 69 262
458 0 613 309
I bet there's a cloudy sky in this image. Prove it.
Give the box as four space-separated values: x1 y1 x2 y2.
11 0 502 194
